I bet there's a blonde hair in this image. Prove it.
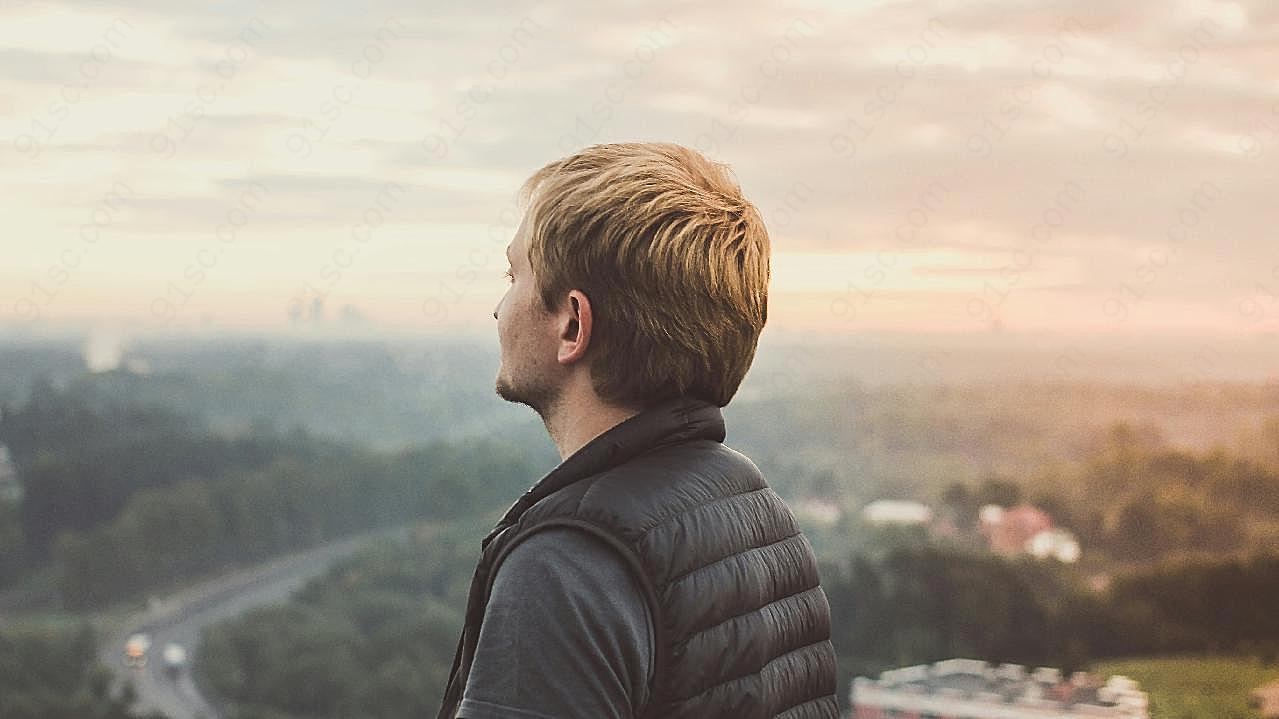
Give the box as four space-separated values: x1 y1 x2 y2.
517 142 770 409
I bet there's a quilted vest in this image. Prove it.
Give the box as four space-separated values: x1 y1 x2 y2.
436 395 839 718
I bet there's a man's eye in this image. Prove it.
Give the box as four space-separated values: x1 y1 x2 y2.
503 269 514 282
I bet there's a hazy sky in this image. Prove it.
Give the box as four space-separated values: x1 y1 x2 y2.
3 0 1277 342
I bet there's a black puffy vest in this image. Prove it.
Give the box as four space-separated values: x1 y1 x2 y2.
436 395 839 718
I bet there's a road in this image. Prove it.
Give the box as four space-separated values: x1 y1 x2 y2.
98 526 410 719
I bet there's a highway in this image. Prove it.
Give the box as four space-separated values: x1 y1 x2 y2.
97 526 410 719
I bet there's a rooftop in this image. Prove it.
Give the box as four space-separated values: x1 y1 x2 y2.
853 658 1149 717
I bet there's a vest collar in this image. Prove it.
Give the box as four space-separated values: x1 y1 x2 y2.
481 395 726 550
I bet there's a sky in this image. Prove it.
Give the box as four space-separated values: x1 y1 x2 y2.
2 0 1277 344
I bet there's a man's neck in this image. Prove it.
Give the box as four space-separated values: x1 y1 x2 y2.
543 393 644 461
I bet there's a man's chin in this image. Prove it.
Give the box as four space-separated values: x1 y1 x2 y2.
494 377 525 406
495 377 513 402
495 377 554 417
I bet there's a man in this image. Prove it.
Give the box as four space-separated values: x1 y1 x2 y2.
437 142 838 719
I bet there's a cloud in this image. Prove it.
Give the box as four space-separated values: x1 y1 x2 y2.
2 0 1275 336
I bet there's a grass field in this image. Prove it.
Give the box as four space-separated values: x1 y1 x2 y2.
1092 655 1279 719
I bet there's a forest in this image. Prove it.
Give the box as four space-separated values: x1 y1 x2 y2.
0 377 544 716
1 339 1277 716
0 379 543 608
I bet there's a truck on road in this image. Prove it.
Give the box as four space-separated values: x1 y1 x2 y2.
123 633 151 669
161 642 187 680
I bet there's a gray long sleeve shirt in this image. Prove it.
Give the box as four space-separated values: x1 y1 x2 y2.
457 527 655 719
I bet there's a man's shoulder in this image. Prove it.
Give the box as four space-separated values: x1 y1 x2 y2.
500 525 633 572
493 526 653 612
488 525 656 645
475 526 656 716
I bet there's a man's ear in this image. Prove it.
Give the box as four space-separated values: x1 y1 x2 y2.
558 290 593 365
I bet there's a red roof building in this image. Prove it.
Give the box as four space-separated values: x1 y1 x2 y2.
980 503 1053 557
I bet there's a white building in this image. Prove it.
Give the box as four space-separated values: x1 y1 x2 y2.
862 499 933 525
793 497 842 526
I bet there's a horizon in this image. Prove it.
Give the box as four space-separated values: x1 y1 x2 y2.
3 322 1277 389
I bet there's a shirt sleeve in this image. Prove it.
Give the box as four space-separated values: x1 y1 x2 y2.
457 526 655 719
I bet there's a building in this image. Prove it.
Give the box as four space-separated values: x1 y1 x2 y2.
793 497 842 526
863 499 933 525
981 503 1052 556
850 658 1150 718
978 503 1080 562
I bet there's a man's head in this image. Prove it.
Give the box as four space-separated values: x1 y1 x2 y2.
493 142 769 418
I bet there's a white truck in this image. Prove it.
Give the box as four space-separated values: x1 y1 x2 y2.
161 642 187 680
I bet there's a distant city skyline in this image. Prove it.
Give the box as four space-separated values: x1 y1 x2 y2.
4 0 1277 340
